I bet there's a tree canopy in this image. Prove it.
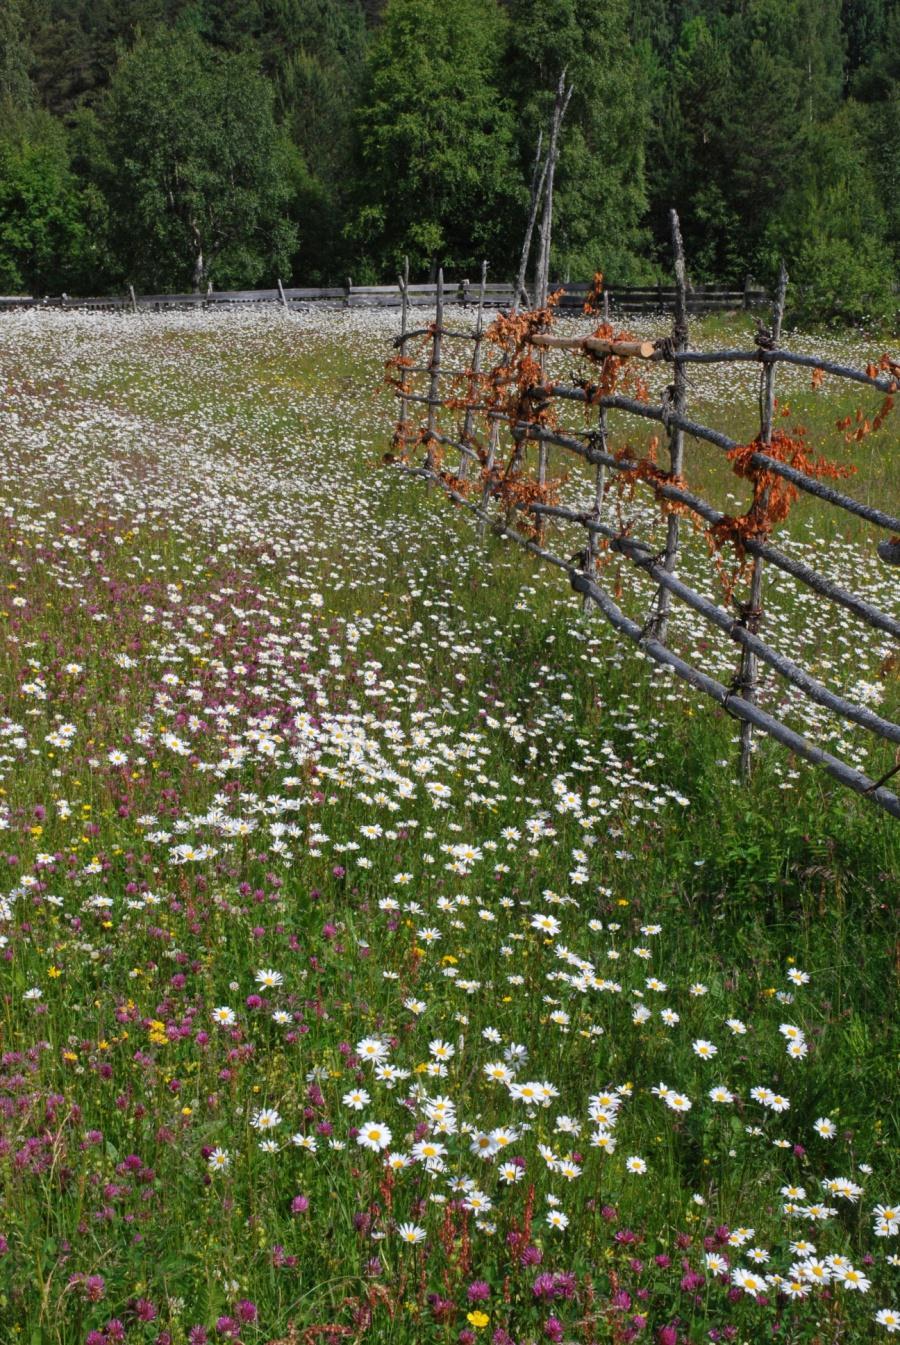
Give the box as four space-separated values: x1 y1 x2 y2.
98 28 297 291
1 0 897 321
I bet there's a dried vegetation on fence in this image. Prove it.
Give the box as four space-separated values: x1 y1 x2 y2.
384 215 900 819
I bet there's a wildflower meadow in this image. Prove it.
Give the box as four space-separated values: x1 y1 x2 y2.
0 306 897 1345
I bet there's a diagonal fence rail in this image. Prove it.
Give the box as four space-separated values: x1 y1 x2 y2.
384 217 900 819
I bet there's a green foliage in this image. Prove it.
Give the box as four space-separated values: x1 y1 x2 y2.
506 0 651 281
351 0 517 278
776 107 896 326
98 27 298 291
263 0 369 281
4 0 899 312
0 105 91 293
0 0 35 108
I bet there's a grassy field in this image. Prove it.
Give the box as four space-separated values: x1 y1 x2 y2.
0 306 897 1345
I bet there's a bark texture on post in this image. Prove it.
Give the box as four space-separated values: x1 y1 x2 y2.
458 260 487 482
425 267 444 473
397 256 410 454
738 260 788 781
651 209 689 645
582 406 608 612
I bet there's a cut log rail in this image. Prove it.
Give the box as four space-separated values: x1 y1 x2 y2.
529 334 656 358
387 222 900 821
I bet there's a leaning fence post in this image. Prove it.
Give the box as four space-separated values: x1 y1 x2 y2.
277 278 289 311
425 267 444 473
129 284 138 314
650 209 690 645
738 260 788 780
458 260 487 483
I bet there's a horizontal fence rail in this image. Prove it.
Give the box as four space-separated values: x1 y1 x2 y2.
0 279 771 317
384 235 900 820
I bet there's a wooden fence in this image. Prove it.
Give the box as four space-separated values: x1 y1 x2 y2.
385 220 900 819
0 278 769 316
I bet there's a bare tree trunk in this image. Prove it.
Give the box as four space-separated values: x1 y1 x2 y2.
514 131 547 312
534 71 572 518
535 71 572 309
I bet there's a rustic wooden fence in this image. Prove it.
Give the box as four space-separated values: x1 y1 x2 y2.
385 217 900 819
0 278 769 316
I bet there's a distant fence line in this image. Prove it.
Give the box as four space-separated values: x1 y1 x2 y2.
0 277 770 317
385 220 900 820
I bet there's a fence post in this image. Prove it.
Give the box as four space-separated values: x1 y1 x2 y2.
458 260 487 483
425 268 443 474
649 210 690 645
396 256 410 456
738 260 788 780
345 277 352 307
582 404 609 612
128 284 138 314
277 278 289 311
744 275 752 311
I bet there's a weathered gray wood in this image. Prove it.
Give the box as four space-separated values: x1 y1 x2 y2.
582 404 608 612
424 268 444 471
513 421 900 639
651 209 689 644
529 501 900 744
535 71 572 310
0 281 773 315
396 462 900 820
739 260 788 780
674 347 897 394
458 260 487 482
514 129 548 311
397 256 410 456
530 384 900 533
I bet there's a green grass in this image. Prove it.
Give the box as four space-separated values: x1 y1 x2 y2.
0 308 896 1345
